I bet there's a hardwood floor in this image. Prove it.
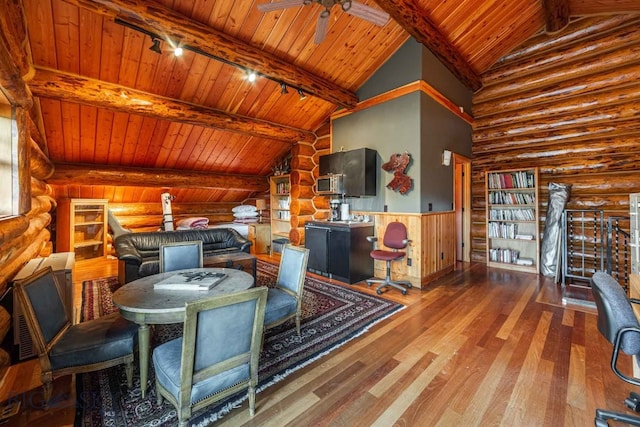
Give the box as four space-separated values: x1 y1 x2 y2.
0 256 637 426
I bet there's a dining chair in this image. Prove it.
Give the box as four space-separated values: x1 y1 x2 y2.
263 244 309 335
159 240 203 273
152 287 268 426
13 267 138 407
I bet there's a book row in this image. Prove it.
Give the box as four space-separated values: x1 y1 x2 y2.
487 171 535 189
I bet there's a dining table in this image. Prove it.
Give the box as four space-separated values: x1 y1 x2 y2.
111 267 254 397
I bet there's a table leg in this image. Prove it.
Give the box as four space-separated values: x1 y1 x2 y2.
137 323 150 398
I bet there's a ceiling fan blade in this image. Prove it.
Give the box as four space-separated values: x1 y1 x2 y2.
345 1 390 27
257 0 305 13
314 12 329 44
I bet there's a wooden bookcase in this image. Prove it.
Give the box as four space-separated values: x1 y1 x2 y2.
56 198 108 260
270 174 291 255
485 168 540 273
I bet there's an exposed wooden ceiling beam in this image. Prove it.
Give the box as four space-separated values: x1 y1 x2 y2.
542 0 570 34
65 0 358 109
49 163 270 192
29 67 316 143
373 0 482 92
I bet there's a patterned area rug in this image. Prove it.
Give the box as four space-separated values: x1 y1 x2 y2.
76 260 403 426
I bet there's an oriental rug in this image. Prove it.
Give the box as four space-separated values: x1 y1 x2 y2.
75 260 403 426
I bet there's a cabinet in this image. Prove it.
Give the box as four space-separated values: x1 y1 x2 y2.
305 221 374 284
485 168 539 273
56 198 108 260
319 148 377 196
248 222 271 254
13 252 75 360
270 175 291 255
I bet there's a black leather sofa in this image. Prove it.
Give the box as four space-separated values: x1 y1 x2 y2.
114 228 251 283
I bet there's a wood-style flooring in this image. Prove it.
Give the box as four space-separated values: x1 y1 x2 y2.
0 256 637 426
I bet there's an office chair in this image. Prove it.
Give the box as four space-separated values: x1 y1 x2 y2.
590 272 640 426
159 240 203 273
366 222 412 295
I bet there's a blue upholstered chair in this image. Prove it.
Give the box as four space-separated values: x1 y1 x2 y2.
152 287 268 426
159 240 203 273
591 272 640 426
13 267 138 407
263 244 309 335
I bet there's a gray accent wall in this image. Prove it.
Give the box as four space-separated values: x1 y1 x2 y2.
331 37 472 214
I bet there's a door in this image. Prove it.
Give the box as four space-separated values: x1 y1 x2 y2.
454 154 471 262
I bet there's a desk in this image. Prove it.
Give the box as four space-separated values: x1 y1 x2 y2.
112 267 254 397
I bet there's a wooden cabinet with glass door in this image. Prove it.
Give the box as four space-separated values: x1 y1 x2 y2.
270 175 291 255
56 198 108 260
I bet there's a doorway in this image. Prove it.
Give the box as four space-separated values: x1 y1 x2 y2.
454 154 471 262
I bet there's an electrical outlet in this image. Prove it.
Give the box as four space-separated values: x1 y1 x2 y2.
407 258 412 266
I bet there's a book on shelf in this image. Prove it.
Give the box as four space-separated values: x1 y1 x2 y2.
515 234 534 240
515 258 534 266
154 271 227 290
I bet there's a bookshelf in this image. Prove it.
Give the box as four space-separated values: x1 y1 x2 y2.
270 174 291 255
56 198 108 260
485 168 539 273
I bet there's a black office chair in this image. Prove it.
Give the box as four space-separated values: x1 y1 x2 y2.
366 222 412 295
590 272 640 426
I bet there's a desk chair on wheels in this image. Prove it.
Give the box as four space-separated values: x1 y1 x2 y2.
591 272 640 426
366 221 412 295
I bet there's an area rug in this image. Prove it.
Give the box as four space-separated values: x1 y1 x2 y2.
75 260 403 426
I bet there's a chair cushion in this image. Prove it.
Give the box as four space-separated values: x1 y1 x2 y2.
153 337 250 404
50 313 138 370
264 288 297 326
370 249 406 262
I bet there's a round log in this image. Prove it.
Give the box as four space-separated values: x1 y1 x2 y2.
290 156 315 171
109 202 238 216
0 216 29 242
314 133 331 149
289 198 315 216
30 138 54 180
291 142 316 157
290 183 315 199
31 176 51 196
0 227 50 289
313 197 330 210
288 227 304 246
290 170 315 186
290 214 314 229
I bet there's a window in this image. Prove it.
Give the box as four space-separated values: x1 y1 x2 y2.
0 90 17 218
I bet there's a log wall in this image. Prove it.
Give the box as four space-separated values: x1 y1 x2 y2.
471 15 640 264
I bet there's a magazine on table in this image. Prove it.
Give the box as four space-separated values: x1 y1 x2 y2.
154 271 227 290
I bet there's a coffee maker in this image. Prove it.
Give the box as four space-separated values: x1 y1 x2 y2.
329 199 341 221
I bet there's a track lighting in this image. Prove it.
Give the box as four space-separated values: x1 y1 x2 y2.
247 71 257 82
149 37 162 54
280 83 289 95
173 46 184 57
297 89 307 100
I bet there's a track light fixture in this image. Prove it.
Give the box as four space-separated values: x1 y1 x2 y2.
115 18 310 100
149 37 162 54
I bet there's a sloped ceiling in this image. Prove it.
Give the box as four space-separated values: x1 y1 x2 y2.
15 0 640 204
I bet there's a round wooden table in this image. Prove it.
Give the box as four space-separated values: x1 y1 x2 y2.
112 267 254 397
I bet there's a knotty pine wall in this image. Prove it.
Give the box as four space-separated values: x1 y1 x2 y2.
470 15 640 264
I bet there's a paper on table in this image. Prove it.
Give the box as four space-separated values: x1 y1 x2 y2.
154 271 227 290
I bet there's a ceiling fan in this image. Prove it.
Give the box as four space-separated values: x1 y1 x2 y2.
258 0 390 44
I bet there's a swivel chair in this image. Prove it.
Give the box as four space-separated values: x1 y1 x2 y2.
590 272 640 426
366 222 412 295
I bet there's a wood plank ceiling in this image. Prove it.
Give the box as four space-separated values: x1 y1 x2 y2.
17 0 640 204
